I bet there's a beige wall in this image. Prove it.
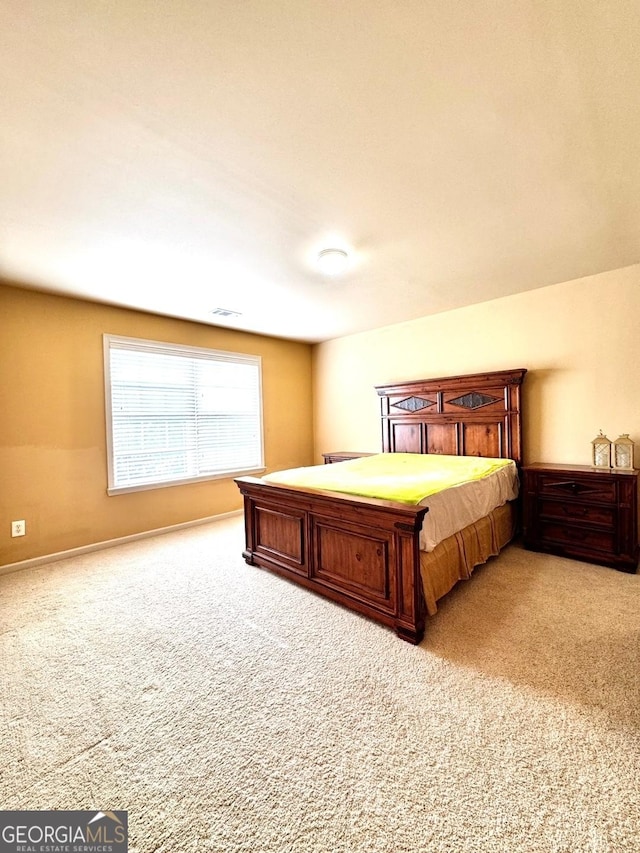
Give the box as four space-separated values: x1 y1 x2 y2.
313 264 640 469
4 263 638 566
0 284 313 565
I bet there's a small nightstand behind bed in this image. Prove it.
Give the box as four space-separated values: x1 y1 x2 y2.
322 452 375 464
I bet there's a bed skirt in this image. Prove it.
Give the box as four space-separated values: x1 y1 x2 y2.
419 501 516 616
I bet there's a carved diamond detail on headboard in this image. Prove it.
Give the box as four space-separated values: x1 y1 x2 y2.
448 392 500 409
392 396 435 412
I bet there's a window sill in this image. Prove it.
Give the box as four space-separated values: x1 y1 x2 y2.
107 467 267 496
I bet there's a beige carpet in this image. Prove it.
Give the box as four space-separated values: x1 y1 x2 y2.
1 515 639 853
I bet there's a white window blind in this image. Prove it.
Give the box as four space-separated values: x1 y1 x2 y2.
104 335 264 494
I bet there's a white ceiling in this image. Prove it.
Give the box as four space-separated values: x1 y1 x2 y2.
1 1 638 343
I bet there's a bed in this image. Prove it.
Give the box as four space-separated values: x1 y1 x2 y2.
235 368 526 643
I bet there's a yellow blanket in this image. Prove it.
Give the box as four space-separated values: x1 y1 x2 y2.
263 453 514 505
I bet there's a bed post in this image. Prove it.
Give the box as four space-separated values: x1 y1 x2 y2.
394 516 427 643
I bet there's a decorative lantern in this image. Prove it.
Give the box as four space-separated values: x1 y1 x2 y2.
591 431 611 469
613 434 635 470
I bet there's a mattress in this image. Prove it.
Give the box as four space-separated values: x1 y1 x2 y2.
418 460 518 551
263 452 519 553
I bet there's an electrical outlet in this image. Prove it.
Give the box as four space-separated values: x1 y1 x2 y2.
11 520 25 537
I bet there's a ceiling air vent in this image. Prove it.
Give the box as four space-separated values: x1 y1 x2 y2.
210 308 242 318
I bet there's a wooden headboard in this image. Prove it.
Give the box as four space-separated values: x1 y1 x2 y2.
376 368 527 465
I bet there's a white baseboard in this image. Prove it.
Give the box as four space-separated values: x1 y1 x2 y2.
0 510 243 577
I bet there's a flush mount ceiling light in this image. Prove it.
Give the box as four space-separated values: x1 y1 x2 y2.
317 248 349 275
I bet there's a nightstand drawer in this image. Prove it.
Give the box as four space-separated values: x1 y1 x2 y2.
537 474 617 504
538 499 616 527
539 521 616 554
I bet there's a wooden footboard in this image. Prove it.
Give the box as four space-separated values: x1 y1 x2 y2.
235 477 429 643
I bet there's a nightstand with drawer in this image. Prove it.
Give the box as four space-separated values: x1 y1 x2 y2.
522 463 639 572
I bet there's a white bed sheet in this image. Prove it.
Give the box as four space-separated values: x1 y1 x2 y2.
418 460 518 552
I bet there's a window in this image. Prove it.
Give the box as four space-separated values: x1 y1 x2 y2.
104 335 264 494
